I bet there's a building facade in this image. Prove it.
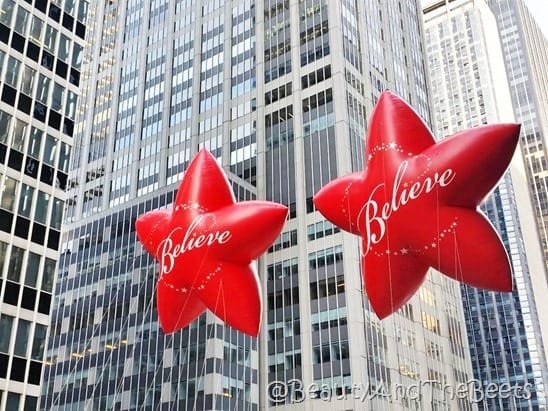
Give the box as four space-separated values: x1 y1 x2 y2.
423 0 548 409
42 0 478 410
486 0 548 268
0 0 87 409
486 0 548 362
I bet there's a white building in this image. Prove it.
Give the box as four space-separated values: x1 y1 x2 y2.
0 0 87 409
42 1 476 410
423 0 548 409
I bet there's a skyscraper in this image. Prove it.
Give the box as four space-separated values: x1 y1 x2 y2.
0 0 87 409
486 0 548 362
422 0 548 409
43 1 477 410
486 0 548 270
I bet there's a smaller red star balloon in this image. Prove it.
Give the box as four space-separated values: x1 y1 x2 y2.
135 149 287 336
313 91 519 319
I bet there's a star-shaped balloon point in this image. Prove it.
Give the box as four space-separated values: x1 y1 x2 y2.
135 149 288 336
313 91 519 319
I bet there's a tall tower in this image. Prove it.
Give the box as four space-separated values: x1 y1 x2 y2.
422 0 548 409
43 1 475 410
41 1 260 409
0 0 87 409
486 0 548 269
260 1 473 410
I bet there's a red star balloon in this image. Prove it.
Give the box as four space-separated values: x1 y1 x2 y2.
135 149 287 336
313 91 519 319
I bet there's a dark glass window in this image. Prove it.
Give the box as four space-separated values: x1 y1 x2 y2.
10 357 26 382
14 216 30 239
3 281 19 305
21 287 37 310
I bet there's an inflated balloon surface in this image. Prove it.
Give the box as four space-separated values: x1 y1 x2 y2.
135 149 287 336
314 91 519 318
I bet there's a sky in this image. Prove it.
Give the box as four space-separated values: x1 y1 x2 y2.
524 0 548 38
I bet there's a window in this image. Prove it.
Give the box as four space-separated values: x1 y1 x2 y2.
43 134 57 165
6 393 20 411
65 90 77 119
310 274 345 300
51 197 63 229
8 246 24 281
25 252 41 287
27 127 42 159
14 5 29 35
29 16 44 44
5 56 21 87
308 245 343 269
0 111 11 143
20 65 36 95
0 241 7 273
31 324 46 360
1 176 18 211
267 257 298 280
77 0 88 22
35 191 50 224
12 119 28 151
18 184 34 218
24 396 38 411
36 74 51 105
72 43 83 69
58 34 71 61
0 315 13 352
301 65 331 89
42 258 56 292
14 319 30 357
58 142 71 172
44 25 58 52
421 312 441 334
0 0 15 26
52 84 64 112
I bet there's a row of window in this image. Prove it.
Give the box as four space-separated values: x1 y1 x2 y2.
267 286 299 310
268 229 297 253
1 1 84 62
0 141 68 194
308 245 343 270
267 257 298 281
301 65 331 90
0 83 75 138
312 340 349 364
0 391 39 411
0 16 82 88
0 172 64 230
310 274 345 300
265 81 291 105
0 241 55 293
0 315 46 359
311 306 347 332
0 110 71 169
307 220 339 241
0 208 60 250
264 0 291 83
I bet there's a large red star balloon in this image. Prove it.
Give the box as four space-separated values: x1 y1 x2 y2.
135 149 287 336
314 91 519 319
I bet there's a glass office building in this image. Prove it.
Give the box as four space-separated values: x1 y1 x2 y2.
0 0 87 409
42 1 477 410
487 0 548 268
423 0 548 409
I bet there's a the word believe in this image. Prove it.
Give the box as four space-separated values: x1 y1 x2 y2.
158 215 232 274
359 160 456 254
